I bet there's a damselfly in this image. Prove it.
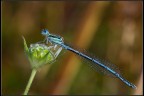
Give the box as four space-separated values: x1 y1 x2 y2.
41 29 137 89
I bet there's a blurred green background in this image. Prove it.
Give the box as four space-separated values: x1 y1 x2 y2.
2 1 142 95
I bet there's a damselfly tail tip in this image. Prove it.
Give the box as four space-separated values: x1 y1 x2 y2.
131 84 137 89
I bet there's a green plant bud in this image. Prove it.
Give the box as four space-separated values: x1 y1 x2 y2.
22 36 55 69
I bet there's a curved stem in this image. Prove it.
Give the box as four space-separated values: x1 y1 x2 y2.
23 69 37 95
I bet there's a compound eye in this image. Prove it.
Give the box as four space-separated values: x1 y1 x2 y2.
42 29 49 35
41 29 50 36
44 29 47 33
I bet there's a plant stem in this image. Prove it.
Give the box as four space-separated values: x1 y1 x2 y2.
23 69 37 95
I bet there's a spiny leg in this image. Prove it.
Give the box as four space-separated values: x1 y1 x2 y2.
46 45 54 50
46 38 49 44
54 45 57 50
54 47 62 58
45 45 61 57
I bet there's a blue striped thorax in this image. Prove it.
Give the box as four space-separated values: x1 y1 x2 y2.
41 29 64 45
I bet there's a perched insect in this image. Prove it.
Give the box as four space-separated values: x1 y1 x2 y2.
41 29 137 89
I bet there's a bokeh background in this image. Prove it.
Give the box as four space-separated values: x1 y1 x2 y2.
2 1 143 95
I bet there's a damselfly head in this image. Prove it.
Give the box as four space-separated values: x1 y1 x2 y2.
41 29 50 36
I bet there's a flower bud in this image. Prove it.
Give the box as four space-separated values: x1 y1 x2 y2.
22 36 55 69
